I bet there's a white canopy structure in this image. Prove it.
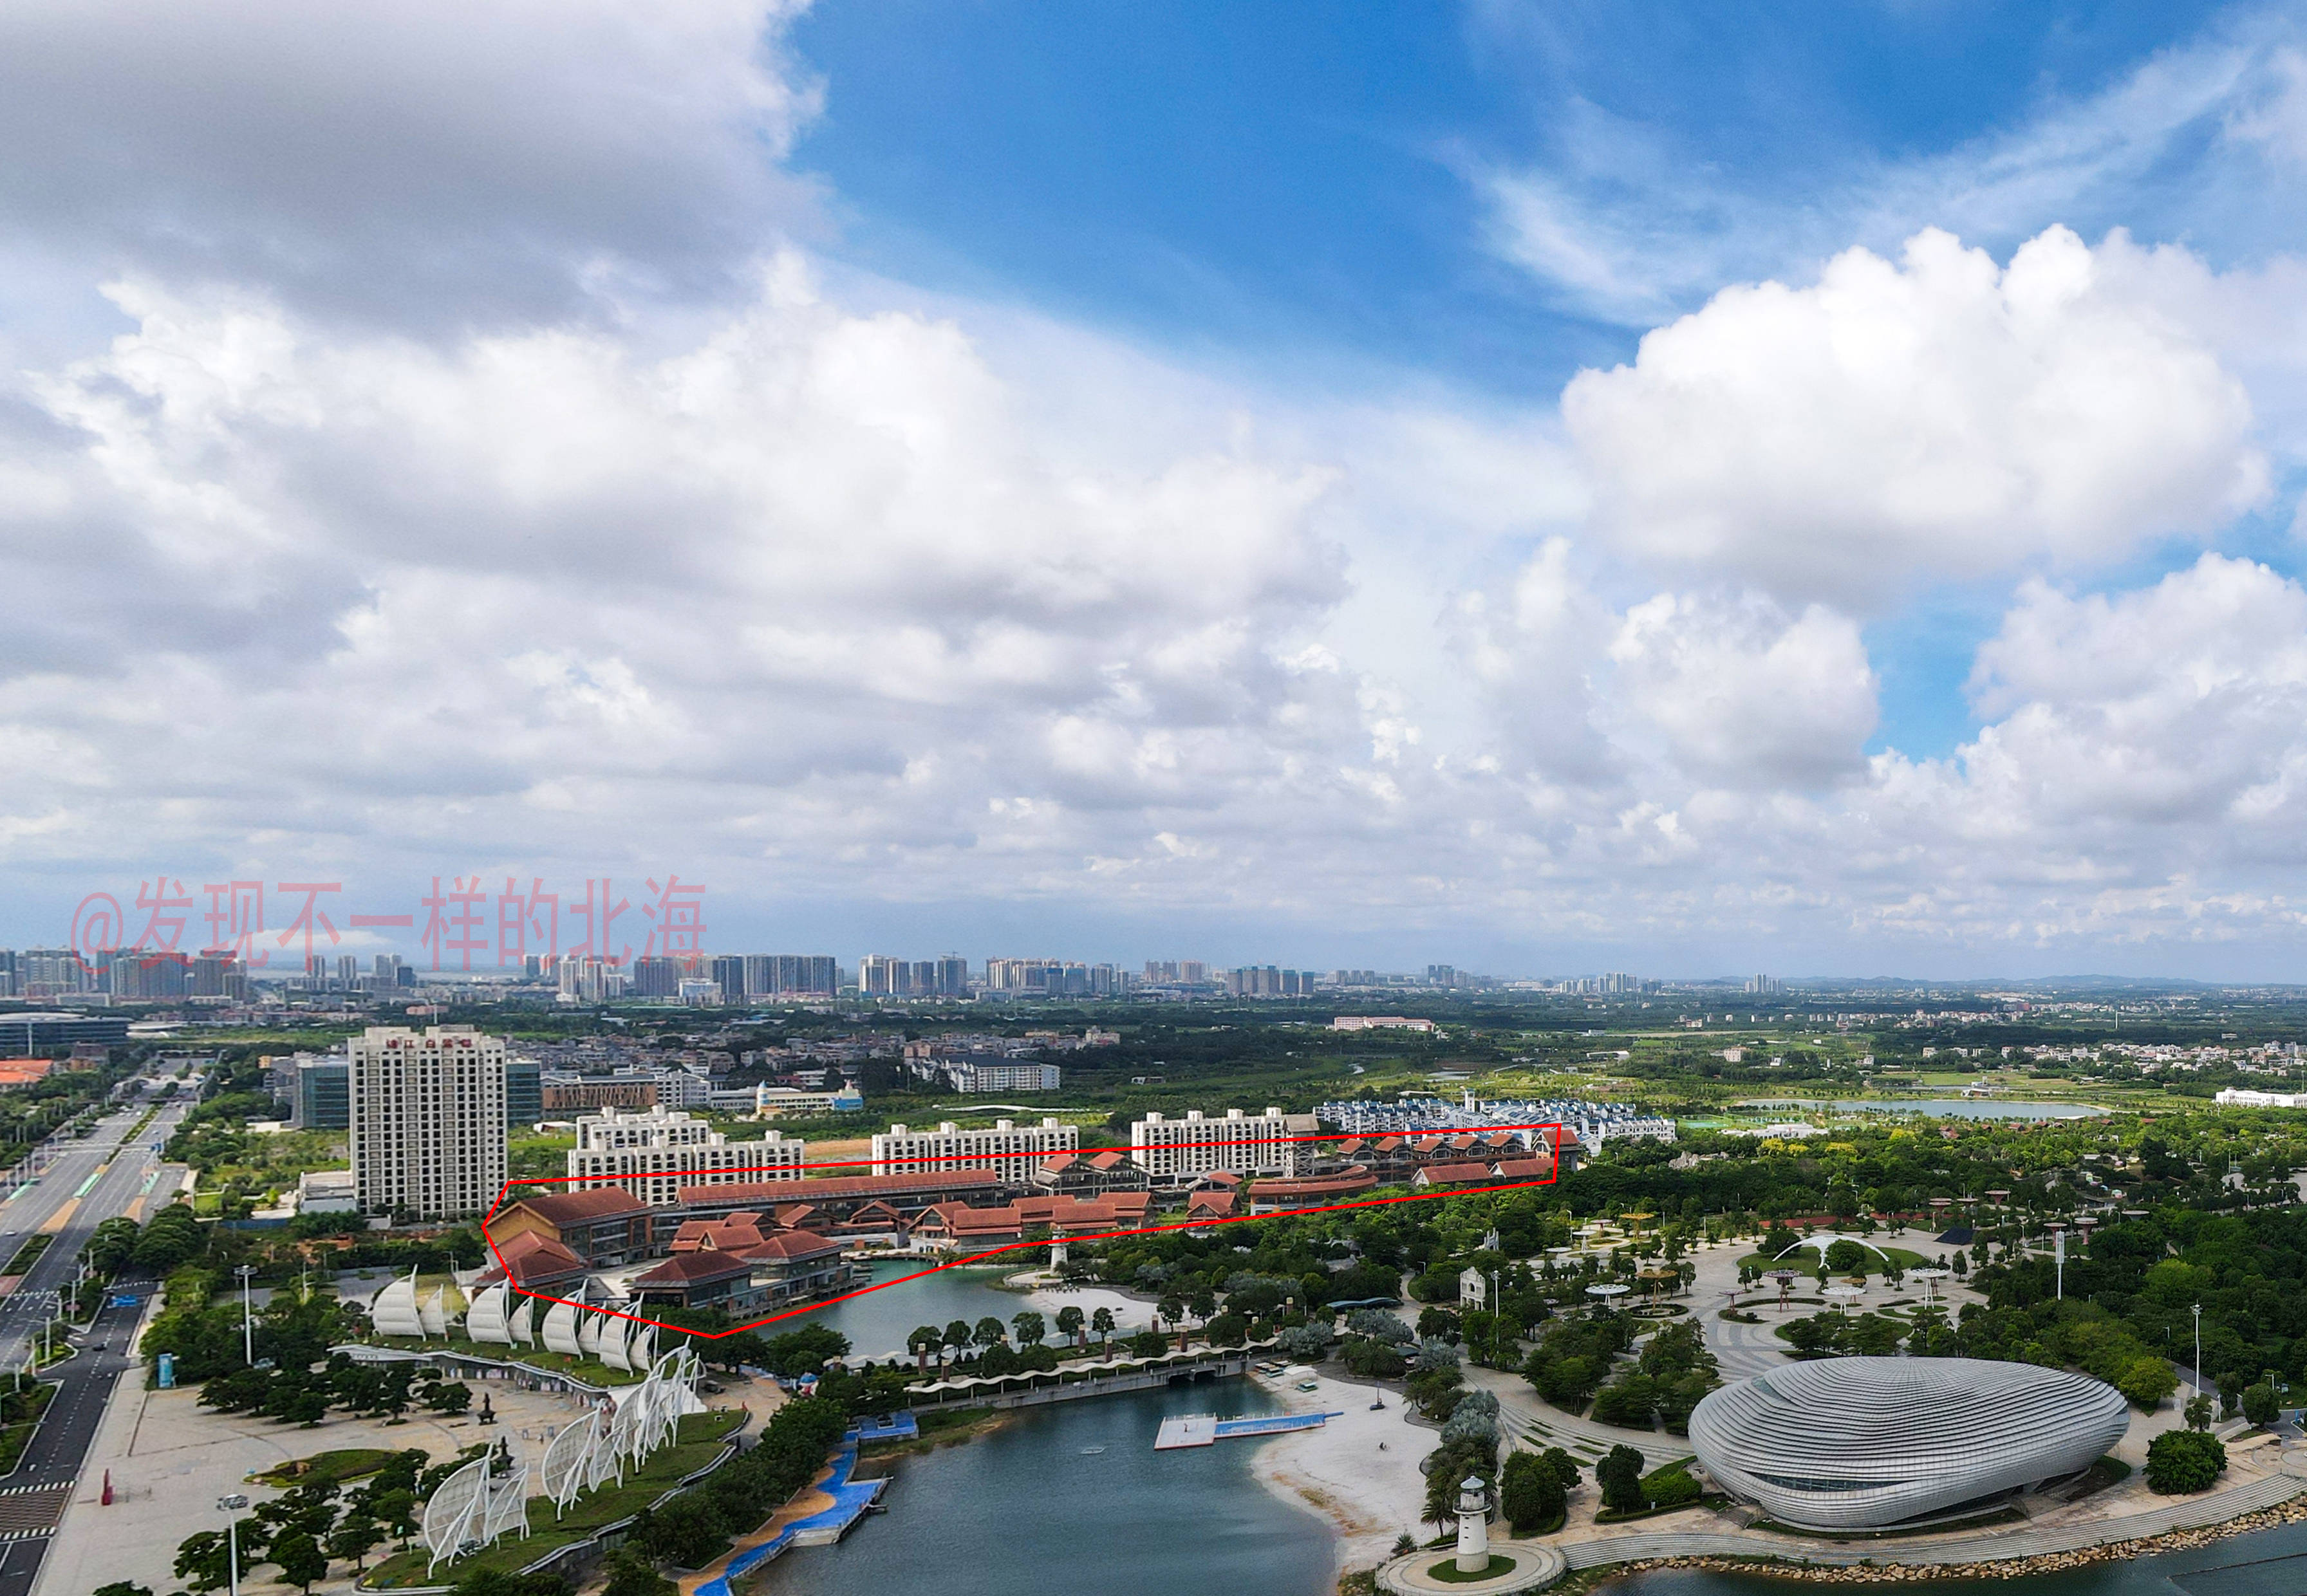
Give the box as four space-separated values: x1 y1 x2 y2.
508 1295 536 1347
541 1300 583 1357
371 1269 425 1339
577 1308 605 1359
600 1314 633 1372
418 1281 463 1338
421 1447 531 1575
539 1410 605 1516
465 1283 514 1345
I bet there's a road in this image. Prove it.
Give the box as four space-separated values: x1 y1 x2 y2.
0 1075 195 1596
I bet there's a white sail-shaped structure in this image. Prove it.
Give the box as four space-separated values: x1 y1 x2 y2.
416 1286 450 1338
371 1268 425 1339
465 1283 514 1345
599 1315 632 1372
421 1449 531 1575
539 1411 604 1515
541 1299 583 1356
576 1308 604 1359
628 1322 655 1370
508 1294 536 1346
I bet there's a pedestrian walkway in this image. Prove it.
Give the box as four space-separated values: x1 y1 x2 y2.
683 1443 885 1596
1559 1471 2307 1570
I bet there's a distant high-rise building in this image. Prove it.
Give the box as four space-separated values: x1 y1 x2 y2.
630 956 680 998
709 954 747 1004
294 1057 350 1130
505 1057 543 1127
1744 974 1780 996
745 954 837 997
1181 961 1208 985
0 951 15 998
112 951 191 1001
1426 964 1457 988
191 951 247 1000
349 1025 507 1220
22 948 83 998
857 954 905 995
336 954 358 985
935 955 969 996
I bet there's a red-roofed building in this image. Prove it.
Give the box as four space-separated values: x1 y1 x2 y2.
629 1250 765 1313
481 1230 588 1290
487 1189 653 1267
1412 1162 1492 1190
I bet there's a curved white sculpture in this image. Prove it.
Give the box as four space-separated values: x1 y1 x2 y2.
508 1295 536 1347
540 1411 603 1515
421 1448 531 1575
417 1284 453 1338
1688 1356 2131 1530
576 1307 604 1359
600 1315 633 1373
465 1283 514 1345
371 1269 425 1339
628 1322 655 1370
541 1300 583 1356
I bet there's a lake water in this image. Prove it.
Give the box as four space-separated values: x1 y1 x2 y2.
757 1268 1336 1596
1739 1099 2108 1120
771 1260 1162 1364
1611 1521 2307 1596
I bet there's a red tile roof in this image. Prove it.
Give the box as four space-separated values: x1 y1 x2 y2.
505 1189 651 1225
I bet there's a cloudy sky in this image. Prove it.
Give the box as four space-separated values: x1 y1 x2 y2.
10 1 2307 979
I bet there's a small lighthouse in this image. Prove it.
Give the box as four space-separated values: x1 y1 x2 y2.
1455 1475 1490 1573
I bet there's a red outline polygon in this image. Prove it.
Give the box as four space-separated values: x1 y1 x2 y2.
478 1123 1566 1339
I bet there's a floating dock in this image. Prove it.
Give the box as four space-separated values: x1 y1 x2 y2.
1154 1411 1343 1450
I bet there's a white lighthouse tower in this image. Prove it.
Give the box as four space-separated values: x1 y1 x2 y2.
1455 1475 1490 1573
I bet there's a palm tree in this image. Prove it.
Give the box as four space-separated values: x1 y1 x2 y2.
1056 1305 1085 1348
1092 1306 1116 1357
1013 1310 1046 1348
908 1325 944 1373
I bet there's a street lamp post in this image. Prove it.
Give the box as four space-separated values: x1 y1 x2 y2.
2192 1303 2203 1393
236 1265 257 1367
217 1494 249 1596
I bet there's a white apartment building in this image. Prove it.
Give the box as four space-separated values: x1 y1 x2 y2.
565 1106 805 1205
872 1117 1078 1183
941 1058 1060 1094
1130 1106 1304 1181
350 1025 508 1220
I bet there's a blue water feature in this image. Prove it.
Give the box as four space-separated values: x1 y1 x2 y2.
694 1443 884 1596
1611 1520 2307 1596
752 1381 1335 1596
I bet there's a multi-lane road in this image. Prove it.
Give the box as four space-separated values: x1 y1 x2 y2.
0 1075 195 1596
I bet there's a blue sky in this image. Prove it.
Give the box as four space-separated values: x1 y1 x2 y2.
786 0 2293 763
12 1 2307 976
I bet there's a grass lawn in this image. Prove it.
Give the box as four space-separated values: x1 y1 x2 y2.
362 1409 743 1590
0 1384 54 1476
2 1234 51 1276
361 1333 647 1386
1426 1554 1518 1582
1737 1243 1930 1277
254 1447 405 1488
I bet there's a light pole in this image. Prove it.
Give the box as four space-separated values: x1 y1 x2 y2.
217 1494 249 1596
2192 1303 2203 1392
236 1265 257 1367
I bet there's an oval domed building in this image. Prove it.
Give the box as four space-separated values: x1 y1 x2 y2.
1686 1356 2131 1530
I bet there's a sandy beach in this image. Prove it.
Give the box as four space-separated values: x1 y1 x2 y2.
1247 1366 1437 1573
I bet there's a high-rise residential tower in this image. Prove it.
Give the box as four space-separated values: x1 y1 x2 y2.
349 1025 507 1220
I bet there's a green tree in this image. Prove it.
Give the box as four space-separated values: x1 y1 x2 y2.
943 1320 973 1360
601 1545 677 1596
2243 1382 2279 1428
2116 1357 2178 1411
326 1516 384 1571
1500 1450 1564 1534
2144 1429 2227 1494
972 1315 1007 1350
93 1584 154 1596
270 1530 328 1594
371 1488 418 1546
1596 1445 1647 1514
1011 1310 1046 1348
1090 1307 1116 1354
173 1530 232 1593
1055 1304 1085 1346
2185 1393 2216 1431
1542 1447 1580 1489
907 1325 944 1371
